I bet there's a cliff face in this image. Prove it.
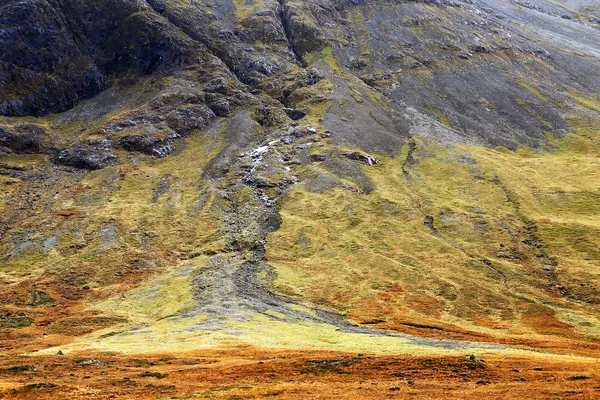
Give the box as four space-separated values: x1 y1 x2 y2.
2 0 599 142
1 0 600 357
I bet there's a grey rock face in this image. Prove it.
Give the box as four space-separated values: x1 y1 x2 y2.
1 0 599 152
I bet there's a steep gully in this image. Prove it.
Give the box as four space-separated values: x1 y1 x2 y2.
277 0 305 66
173 1 507 344
182 127 504 350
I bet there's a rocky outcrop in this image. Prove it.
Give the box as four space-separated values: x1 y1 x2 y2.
208 100 231 117
166 105 216 134
57 141 118 170
0 0 201 117
105 12 199 75
343 151 380 166
0 125 49 154
278 0 327 60
0 0 145 117
119 134 174 158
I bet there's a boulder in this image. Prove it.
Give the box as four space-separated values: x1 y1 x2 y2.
281 135 296 144
119 134 174 158
166 105 216 133
57 141 118 170
208 100 231 117
0 125 47 154
308 154 326 162
283 108 306 121
343 151 380 166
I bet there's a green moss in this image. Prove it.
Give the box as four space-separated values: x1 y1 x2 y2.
349 88 364 103
517 80 552 102
567 90 600 113
430 107 452 128
292 79 333 128
365 89 387 108
40 312 534 357
359 27 371 57
232 0 266 21
0 120 227 286
321 47 340 75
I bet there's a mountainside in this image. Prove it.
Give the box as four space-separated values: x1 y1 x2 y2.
1 0 600 398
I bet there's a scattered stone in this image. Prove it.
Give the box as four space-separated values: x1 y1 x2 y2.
308 154 326 162
569 375 589 380
281 135 296 144
471 45 491 53
533 366 543 371
389 385 401 391
166 105 215 133
408 380 416 385
343 151 380 165
140 371 168 379
204 77 230 94
22 382 57 390
78 359 103 367
56 350 64 356
424 215 438 235
291 128 306 138
8 365 37 372
245 177 277 188
294 143 313 151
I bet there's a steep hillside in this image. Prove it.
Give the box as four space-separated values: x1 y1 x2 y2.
1 0 600 397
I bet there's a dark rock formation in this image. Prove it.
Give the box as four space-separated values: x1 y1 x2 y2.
343 152 380 166
0 125 48 154
119 134 175 158
57 141 118 170
208 100 231 117
0 0 201 117
166 105 216 134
